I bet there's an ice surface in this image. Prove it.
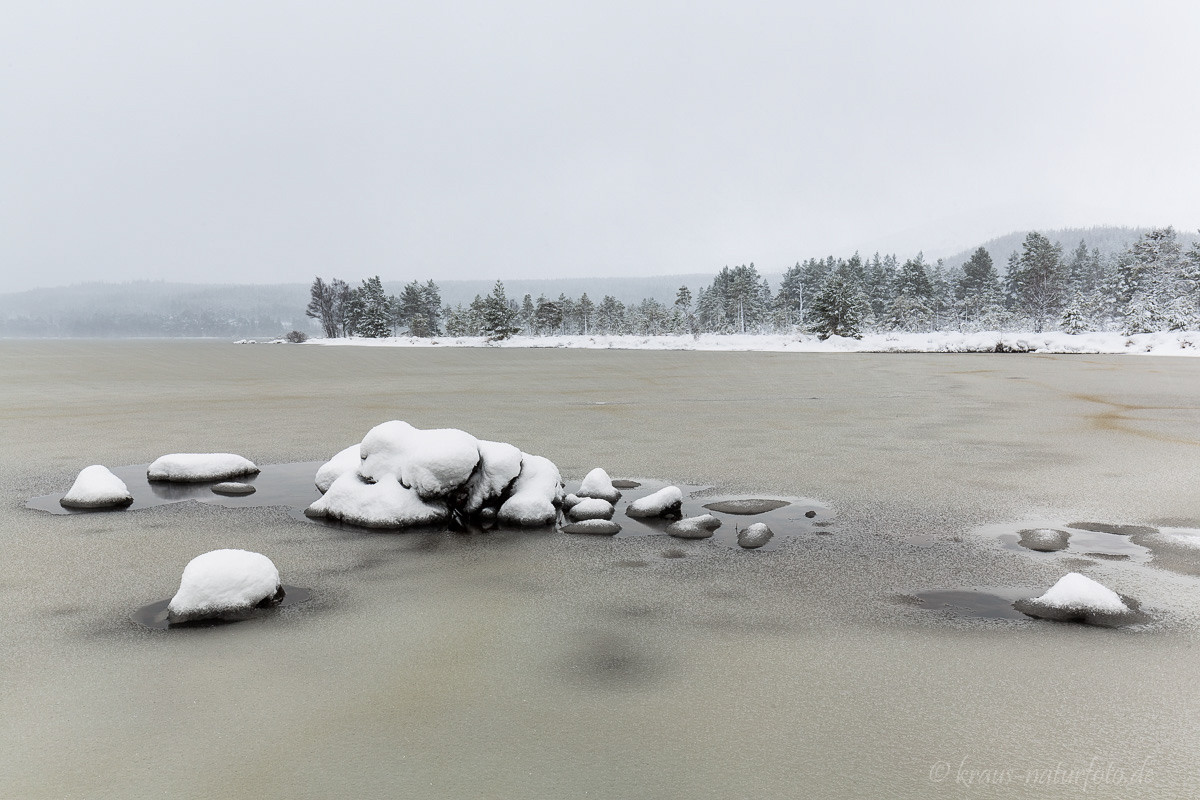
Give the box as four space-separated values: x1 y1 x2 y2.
315 444 361 493
60 465 132 509
577 467 621 503
167 549 282 622
498 454 563 526
626 485 683 518
148 453 259 482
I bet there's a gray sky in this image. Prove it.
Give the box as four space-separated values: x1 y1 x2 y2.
3 1 1199 291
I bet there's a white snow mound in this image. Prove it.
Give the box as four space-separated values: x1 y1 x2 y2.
465 440 523 513
577 467 621 503
306 471 447 528
1031 572 1129 614
498 454 564 526
60 465 132 509
167 549 281 621
148 453 259 482
360 421 481 498
627 486 684 518
315 444 361 493
567 497 615 521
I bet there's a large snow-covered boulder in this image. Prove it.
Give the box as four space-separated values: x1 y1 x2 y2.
498 454 564 526
305 421 562 529
315 444 361 493
1013 572 1146 627
626 486 684 519
167 549 283 623
577 467 621 503
148 453 259 483
60 465 133 509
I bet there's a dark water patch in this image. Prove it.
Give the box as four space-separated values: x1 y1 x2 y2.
614 559 650 568
905 589 1029 621
610 479 641 489
989 523 1151 564
660 548 687 559
1084 552 1131 561
131 585 312 630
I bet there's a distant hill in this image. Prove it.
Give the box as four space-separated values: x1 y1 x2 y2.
939 226 1199 273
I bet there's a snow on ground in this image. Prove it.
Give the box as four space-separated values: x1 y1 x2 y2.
295 330 1200 356
167 549 281 622
60 465 133 509
147 453 260 482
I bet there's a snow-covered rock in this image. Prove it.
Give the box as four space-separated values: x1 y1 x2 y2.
359 421 480 498
561 493 584 510
315 444 361 493
666 514 722 539
60 465 133 509
305 470 448 528
567 498 615 522
738 522 774 549
577 468 621 503
498 454 564 526
305 421 562 529
148 453 259 483
626 486 683 519
464 440 523 513
1013 572 1145 626
562 519 622 535
167 549 283 623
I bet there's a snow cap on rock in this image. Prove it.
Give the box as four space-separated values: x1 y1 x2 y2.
60 465 133 509
577 468 621 503
167 549 282 622
148 453 259 483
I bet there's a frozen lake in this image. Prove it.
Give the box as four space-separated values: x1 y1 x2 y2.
3 340 1200 798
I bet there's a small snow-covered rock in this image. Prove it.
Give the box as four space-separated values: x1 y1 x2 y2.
577 467 621 503
148 453 259 483
562 493 584 510
666 514 722 539
498 454 563 527
60 465 133 509
211 482 255 496
567 498 615 521
738 522 774 549
315 444 361 493
626 486 683 519
167 549 283 623
562 519 622 535
1013 572 1145 626
305 471 447 528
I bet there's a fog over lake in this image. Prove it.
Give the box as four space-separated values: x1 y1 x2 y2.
4 341 1200 798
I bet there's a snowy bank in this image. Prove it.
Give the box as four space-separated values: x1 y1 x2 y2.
297 330 1200 357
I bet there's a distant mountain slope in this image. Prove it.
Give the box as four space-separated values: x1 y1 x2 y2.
939 226 1199 273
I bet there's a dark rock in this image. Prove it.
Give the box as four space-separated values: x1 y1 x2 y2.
702 499 790 515
211 482 256 496
562 519 622 535
1017 528 1069 552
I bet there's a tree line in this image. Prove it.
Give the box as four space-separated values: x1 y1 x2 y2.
306 227 1200 341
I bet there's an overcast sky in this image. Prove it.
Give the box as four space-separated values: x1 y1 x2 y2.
3 1 1199 291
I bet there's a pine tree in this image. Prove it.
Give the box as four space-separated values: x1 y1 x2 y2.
577 293 595 335
478 281 520 340
1008 232 1067 332
353 276 393 338
810 274 870 339
775 263 805 328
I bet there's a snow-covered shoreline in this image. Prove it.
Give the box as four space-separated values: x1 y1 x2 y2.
280 330 1200 357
